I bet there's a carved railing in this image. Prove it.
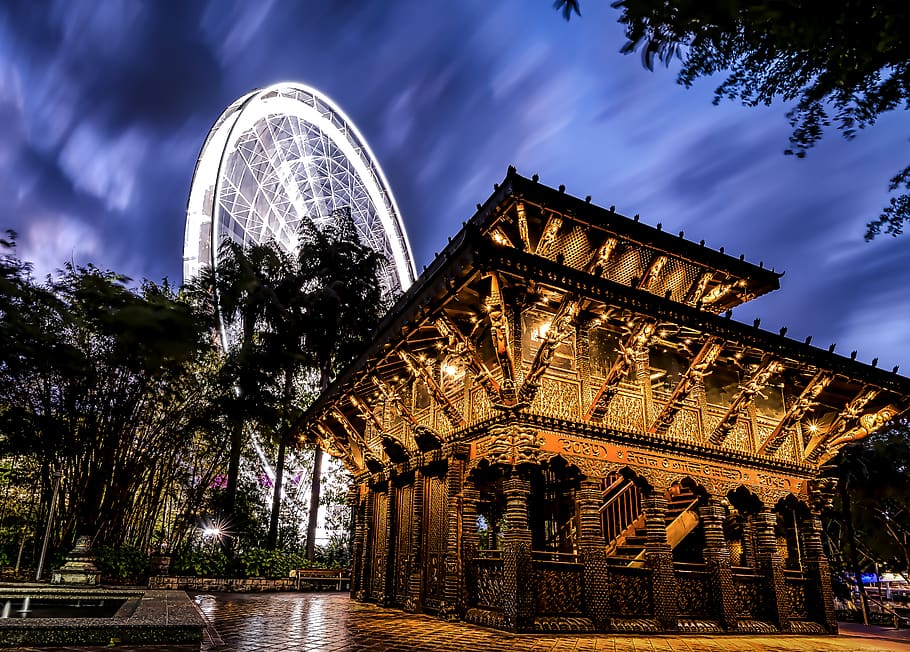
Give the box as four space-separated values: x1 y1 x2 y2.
732 567 764 620
674 562 713 619
472 557 504 611
531 559 584 615
784 570 808 620
606 565 653 617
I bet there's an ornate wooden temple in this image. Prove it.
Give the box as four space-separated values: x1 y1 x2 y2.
299 168 910 634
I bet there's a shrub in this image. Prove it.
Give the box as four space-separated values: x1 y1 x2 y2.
94 545 149 583
172 549 229 577
238 549 316 578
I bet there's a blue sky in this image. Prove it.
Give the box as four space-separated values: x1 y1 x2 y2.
0 1 908 372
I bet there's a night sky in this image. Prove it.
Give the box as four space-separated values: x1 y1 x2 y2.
0 1 907 372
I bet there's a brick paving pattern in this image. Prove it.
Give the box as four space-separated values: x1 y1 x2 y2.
193 592 910 652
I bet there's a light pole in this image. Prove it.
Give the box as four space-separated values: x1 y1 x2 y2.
35 468 63 581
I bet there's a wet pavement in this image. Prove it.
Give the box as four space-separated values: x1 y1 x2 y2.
191 592 910 652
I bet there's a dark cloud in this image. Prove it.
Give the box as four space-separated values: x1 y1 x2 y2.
0 0 906 368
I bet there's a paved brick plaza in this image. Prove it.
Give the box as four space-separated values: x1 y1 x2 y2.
192 592 910 652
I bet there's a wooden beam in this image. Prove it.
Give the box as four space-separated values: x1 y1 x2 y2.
709 354 781 445
817 403 899 465
683 271 714 305
350 393 385 435
756 371 832 457
649 338 722 435
517 294 582 404
804 387 879 461
638 255 668 292
585 237 618 276
535 213 562 257
485 272 518 405
516 201 531 251
585 320 657 422
397 350 466 428
434 312 504 405
372 376 419 428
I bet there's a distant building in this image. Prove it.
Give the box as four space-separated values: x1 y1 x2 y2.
299 168 910 634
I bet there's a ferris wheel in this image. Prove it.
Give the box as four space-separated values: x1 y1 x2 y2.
183 82 417 298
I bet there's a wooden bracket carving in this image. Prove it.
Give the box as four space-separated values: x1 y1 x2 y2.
516 201 531 251
485 272 518 405
638 255 668 292
804 387 880 462
535 213 562 257
517 294 581 405
710 354 781 445
649 337 722 435
434 312 504 405
397 350 466 428
585 320 658 422
757 371 832 456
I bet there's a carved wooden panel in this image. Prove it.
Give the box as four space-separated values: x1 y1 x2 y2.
393 483 414 604
675 569 712 618
666 406 702 444
605 393 645 432
786 576 808 619
471 386 494 422
423 474 448 610
473 558 504 610
532 562 584 615
531 378 579 420
733 573 762 619
606 566 653 616
370 491 388 601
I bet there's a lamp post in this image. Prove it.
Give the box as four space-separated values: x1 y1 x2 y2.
35 468 63 581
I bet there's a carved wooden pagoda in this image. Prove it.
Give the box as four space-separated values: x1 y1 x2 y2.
299 169 910 634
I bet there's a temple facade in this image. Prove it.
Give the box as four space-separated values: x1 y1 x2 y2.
299 169 910 634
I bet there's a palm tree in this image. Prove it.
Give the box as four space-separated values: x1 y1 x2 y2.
295 210 387 559
191 240 291 529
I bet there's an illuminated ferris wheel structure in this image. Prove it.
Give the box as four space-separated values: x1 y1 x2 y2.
183 82 417 301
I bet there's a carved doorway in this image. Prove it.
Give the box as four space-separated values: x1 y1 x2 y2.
422 470 448 611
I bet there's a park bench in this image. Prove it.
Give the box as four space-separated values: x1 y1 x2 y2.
290 568 350 591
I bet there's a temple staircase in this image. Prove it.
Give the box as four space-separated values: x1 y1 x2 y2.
600 479 700 568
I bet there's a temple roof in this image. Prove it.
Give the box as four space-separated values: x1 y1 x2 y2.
296 168 910 478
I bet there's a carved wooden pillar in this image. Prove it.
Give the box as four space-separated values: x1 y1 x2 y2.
442 456 465 618
800 512 838 633
381 482 396 606
460 477 480 610
643 491 678 631
356 483 375 601
577 478 610 630
742 516 756 568
754 509 791 630
698 497 738 630
349 484 366 599
405 469 424 612
502 468 533 631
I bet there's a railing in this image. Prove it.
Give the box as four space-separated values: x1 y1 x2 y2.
532 557 584 615
674 563 712 619
531 550 578 563
600 476 642 546
731 567 763 619
607 564 653 616
472 557 503 611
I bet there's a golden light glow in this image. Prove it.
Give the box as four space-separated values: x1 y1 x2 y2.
442 363 460 377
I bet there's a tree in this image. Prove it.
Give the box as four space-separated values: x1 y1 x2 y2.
824 422 910 618
555 0 910 238
190 240 290 534
295 210 387 559
0 236 220 552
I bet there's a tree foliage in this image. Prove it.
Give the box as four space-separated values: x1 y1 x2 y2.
555 0 910 238
824 422 910 590
0 234 225 553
